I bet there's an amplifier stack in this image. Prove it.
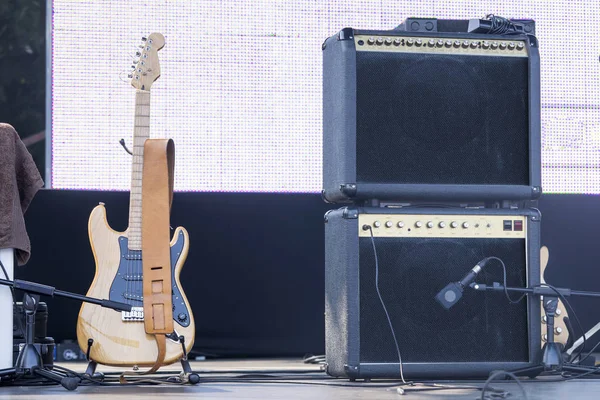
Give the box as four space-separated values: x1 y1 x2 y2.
322 16 542 379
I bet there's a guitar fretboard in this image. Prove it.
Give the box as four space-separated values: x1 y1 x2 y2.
128 90 151 250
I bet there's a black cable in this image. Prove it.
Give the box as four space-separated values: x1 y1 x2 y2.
100 367 324 376
559 365 600 381
0 258 14 300
481 370 527 400
578 339 600 365
0 258 25 336
485 14 521 35
196 377 411 388
366 226 409 384
302 354 325 364
484 256 527 304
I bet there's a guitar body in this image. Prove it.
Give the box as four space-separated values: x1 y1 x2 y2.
77 204 195 366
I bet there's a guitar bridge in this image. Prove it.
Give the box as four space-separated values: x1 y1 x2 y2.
122 306 144 321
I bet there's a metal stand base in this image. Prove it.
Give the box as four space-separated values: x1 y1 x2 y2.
83 334 199 384
0 293 80 390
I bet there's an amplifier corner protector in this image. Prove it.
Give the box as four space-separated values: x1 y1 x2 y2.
344 363 360 377
324 209 334 223
342 207 359 220
338 28 354 41
340 183 357 197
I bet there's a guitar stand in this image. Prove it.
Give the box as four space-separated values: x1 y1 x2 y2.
83 334 199 385
177 335 200 384
471 283 600 379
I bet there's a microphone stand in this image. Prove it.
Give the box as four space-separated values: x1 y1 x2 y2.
0 278 131 390
471 282 600 378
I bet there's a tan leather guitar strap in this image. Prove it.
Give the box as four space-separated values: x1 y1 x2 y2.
134 138 175 376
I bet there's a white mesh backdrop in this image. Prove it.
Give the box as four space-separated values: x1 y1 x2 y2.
50 1 600 193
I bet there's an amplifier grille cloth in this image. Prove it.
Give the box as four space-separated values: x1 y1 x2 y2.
359 237 529 363
355 52 529 185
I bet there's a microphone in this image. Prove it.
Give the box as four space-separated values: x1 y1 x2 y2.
435 258 489 310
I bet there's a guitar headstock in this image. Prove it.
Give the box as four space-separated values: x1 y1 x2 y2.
130 33 165 91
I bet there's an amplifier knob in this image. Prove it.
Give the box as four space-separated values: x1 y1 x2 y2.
415 221 423 228
508 42 516 50
426 221 434 228
470 41 478 48
406 38 414 46
450 221 458 228
394 38 402 46
462 40 470 48
462 222 469 229
517 42 525 50
367 37 375 45
453 40 461 47
415 39 423 46
376 38 384 45
491 42 499 49
385 221 393 228
482 41 490 49
439 221 446 228
427 39 435 47
397 221 405 228
499 42 507 49
445 40 452 47
384 38 392 46
436 40 444 47
373 221 381 228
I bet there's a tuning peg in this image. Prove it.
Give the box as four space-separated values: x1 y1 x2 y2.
127 74 133 78
142 36 147 41
135 51 141 57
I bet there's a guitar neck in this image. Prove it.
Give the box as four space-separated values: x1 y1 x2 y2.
128 90 151 250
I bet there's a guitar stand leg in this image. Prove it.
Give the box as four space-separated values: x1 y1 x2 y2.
83 339 104 381
178 335 199 385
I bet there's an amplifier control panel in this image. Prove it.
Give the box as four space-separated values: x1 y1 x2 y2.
354 35 528 57
358 214 526 238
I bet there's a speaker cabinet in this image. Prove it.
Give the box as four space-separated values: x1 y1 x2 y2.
324 206 541 379
322 28 541 203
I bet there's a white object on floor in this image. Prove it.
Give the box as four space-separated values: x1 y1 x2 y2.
0 248 14 369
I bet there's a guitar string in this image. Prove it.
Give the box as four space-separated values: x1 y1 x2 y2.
134 90 148 311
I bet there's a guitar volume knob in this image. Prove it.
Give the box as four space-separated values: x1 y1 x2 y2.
177 313 188 322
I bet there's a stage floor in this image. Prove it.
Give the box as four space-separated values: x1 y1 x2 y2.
2 358 600 399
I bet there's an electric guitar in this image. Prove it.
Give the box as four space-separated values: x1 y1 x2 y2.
77 33 195 366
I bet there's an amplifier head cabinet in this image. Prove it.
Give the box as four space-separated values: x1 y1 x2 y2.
322 27 541 203
324 206 541 379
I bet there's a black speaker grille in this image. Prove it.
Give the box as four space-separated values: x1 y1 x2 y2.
355 52 529 185
359 237 528 363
